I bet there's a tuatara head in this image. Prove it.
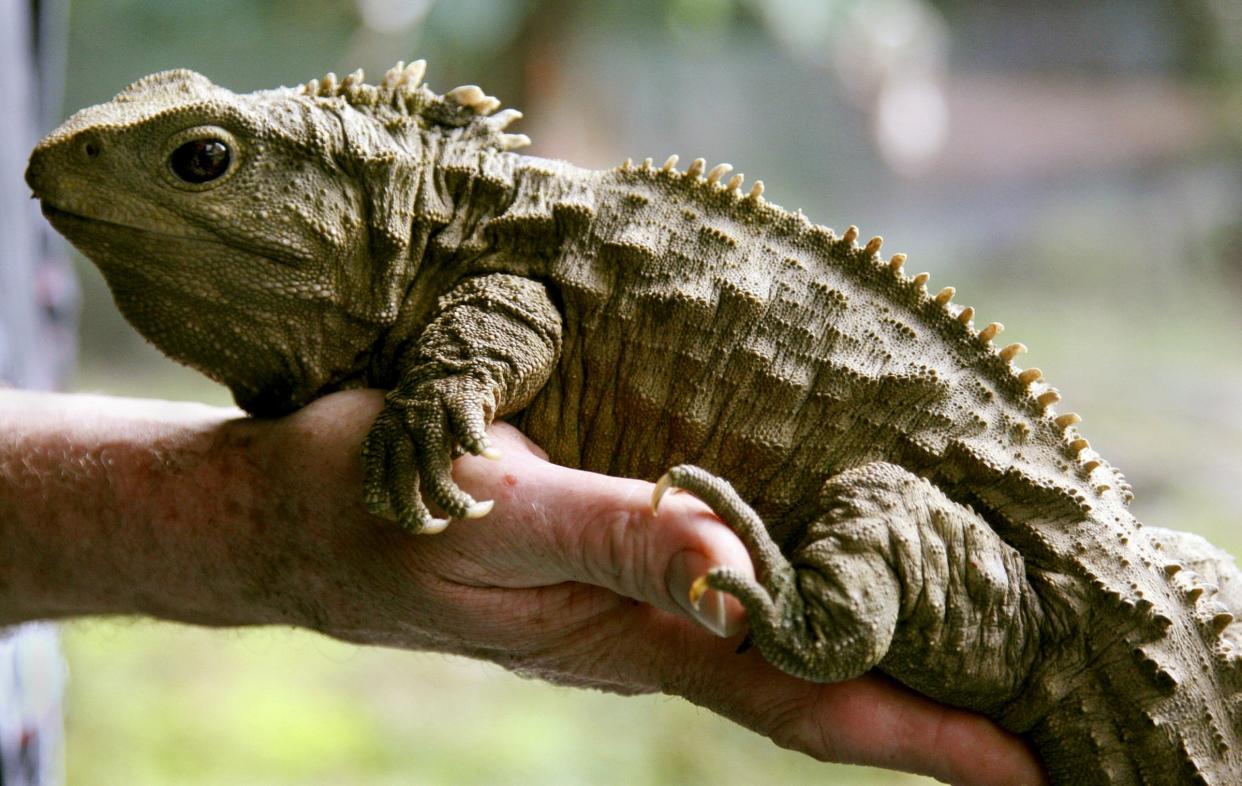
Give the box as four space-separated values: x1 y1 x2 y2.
25 62 527 415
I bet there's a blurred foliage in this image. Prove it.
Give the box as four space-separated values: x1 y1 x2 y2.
62 623 925 786
51 0 1242 783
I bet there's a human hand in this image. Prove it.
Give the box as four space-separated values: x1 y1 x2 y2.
247 390 1046 786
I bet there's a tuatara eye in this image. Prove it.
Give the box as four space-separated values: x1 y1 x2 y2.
169 139 231 184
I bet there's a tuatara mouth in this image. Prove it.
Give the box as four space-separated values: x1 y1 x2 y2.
38 201 91 223
41 201 146 233
39 200 219 246
38 201 140 236
37 202 114 241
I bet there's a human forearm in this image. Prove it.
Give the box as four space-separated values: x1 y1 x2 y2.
0 391 294 627
0 389 1045 783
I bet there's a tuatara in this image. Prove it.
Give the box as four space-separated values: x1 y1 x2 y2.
26 62 1242 784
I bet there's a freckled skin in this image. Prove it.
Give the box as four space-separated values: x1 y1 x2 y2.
26 62 1242 783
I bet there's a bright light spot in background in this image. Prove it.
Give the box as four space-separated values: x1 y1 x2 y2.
356 0 431 34
875 75 948 176
750 0 950 175
750 0 840 68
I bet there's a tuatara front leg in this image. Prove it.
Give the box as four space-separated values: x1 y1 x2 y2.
654 463 1046 716
363 273 562 533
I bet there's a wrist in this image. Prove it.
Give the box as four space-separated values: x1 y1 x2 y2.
235 390 405 642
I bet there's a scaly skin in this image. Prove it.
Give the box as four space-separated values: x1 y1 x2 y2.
25 62 1242 783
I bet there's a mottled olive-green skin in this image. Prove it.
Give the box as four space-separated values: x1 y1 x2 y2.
27 64 1242 784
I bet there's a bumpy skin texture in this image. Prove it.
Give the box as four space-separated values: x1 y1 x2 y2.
26 62 1242 784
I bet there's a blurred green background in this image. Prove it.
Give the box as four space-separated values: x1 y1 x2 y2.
49 0 1242 783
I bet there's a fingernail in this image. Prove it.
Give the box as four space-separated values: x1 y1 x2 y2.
665 551 745 638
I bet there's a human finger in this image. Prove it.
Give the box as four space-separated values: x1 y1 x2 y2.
443 422 753 637
509 602 1046 786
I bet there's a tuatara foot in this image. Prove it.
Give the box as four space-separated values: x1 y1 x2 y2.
362 375 500 533
652 464 882 682
654 463 1040 692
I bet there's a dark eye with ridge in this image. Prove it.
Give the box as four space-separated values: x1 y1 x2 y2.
169 139 231 183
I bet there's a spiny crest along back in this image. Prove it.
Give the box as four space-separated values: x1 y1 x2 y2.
294 60 531 152
50 60 531 157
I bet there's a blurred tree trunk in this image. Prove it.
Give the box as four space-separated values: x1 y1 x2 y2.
479 0 583 122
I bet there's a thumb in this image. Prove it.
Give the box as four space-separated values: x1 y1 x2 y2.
450 422 755 637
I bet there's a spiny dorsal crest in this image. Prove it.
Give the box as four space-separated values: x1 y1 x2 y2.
626 147 1117 507
295 60 530 152
621 154 767 204
858 230 1116 498
631 151 1100 472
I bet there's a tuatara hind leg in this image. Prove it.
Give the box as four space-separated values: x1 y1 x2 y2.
656 462 1042 710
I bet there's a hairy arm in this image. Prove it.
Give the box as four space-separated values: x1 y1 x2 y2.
0 389 1043 785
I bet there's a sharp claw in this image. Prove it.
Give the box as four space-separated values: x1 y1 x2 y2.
419 517 451 535
481 445 503 461
464 499 494 519
652 472 674 514
688 574 711 610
